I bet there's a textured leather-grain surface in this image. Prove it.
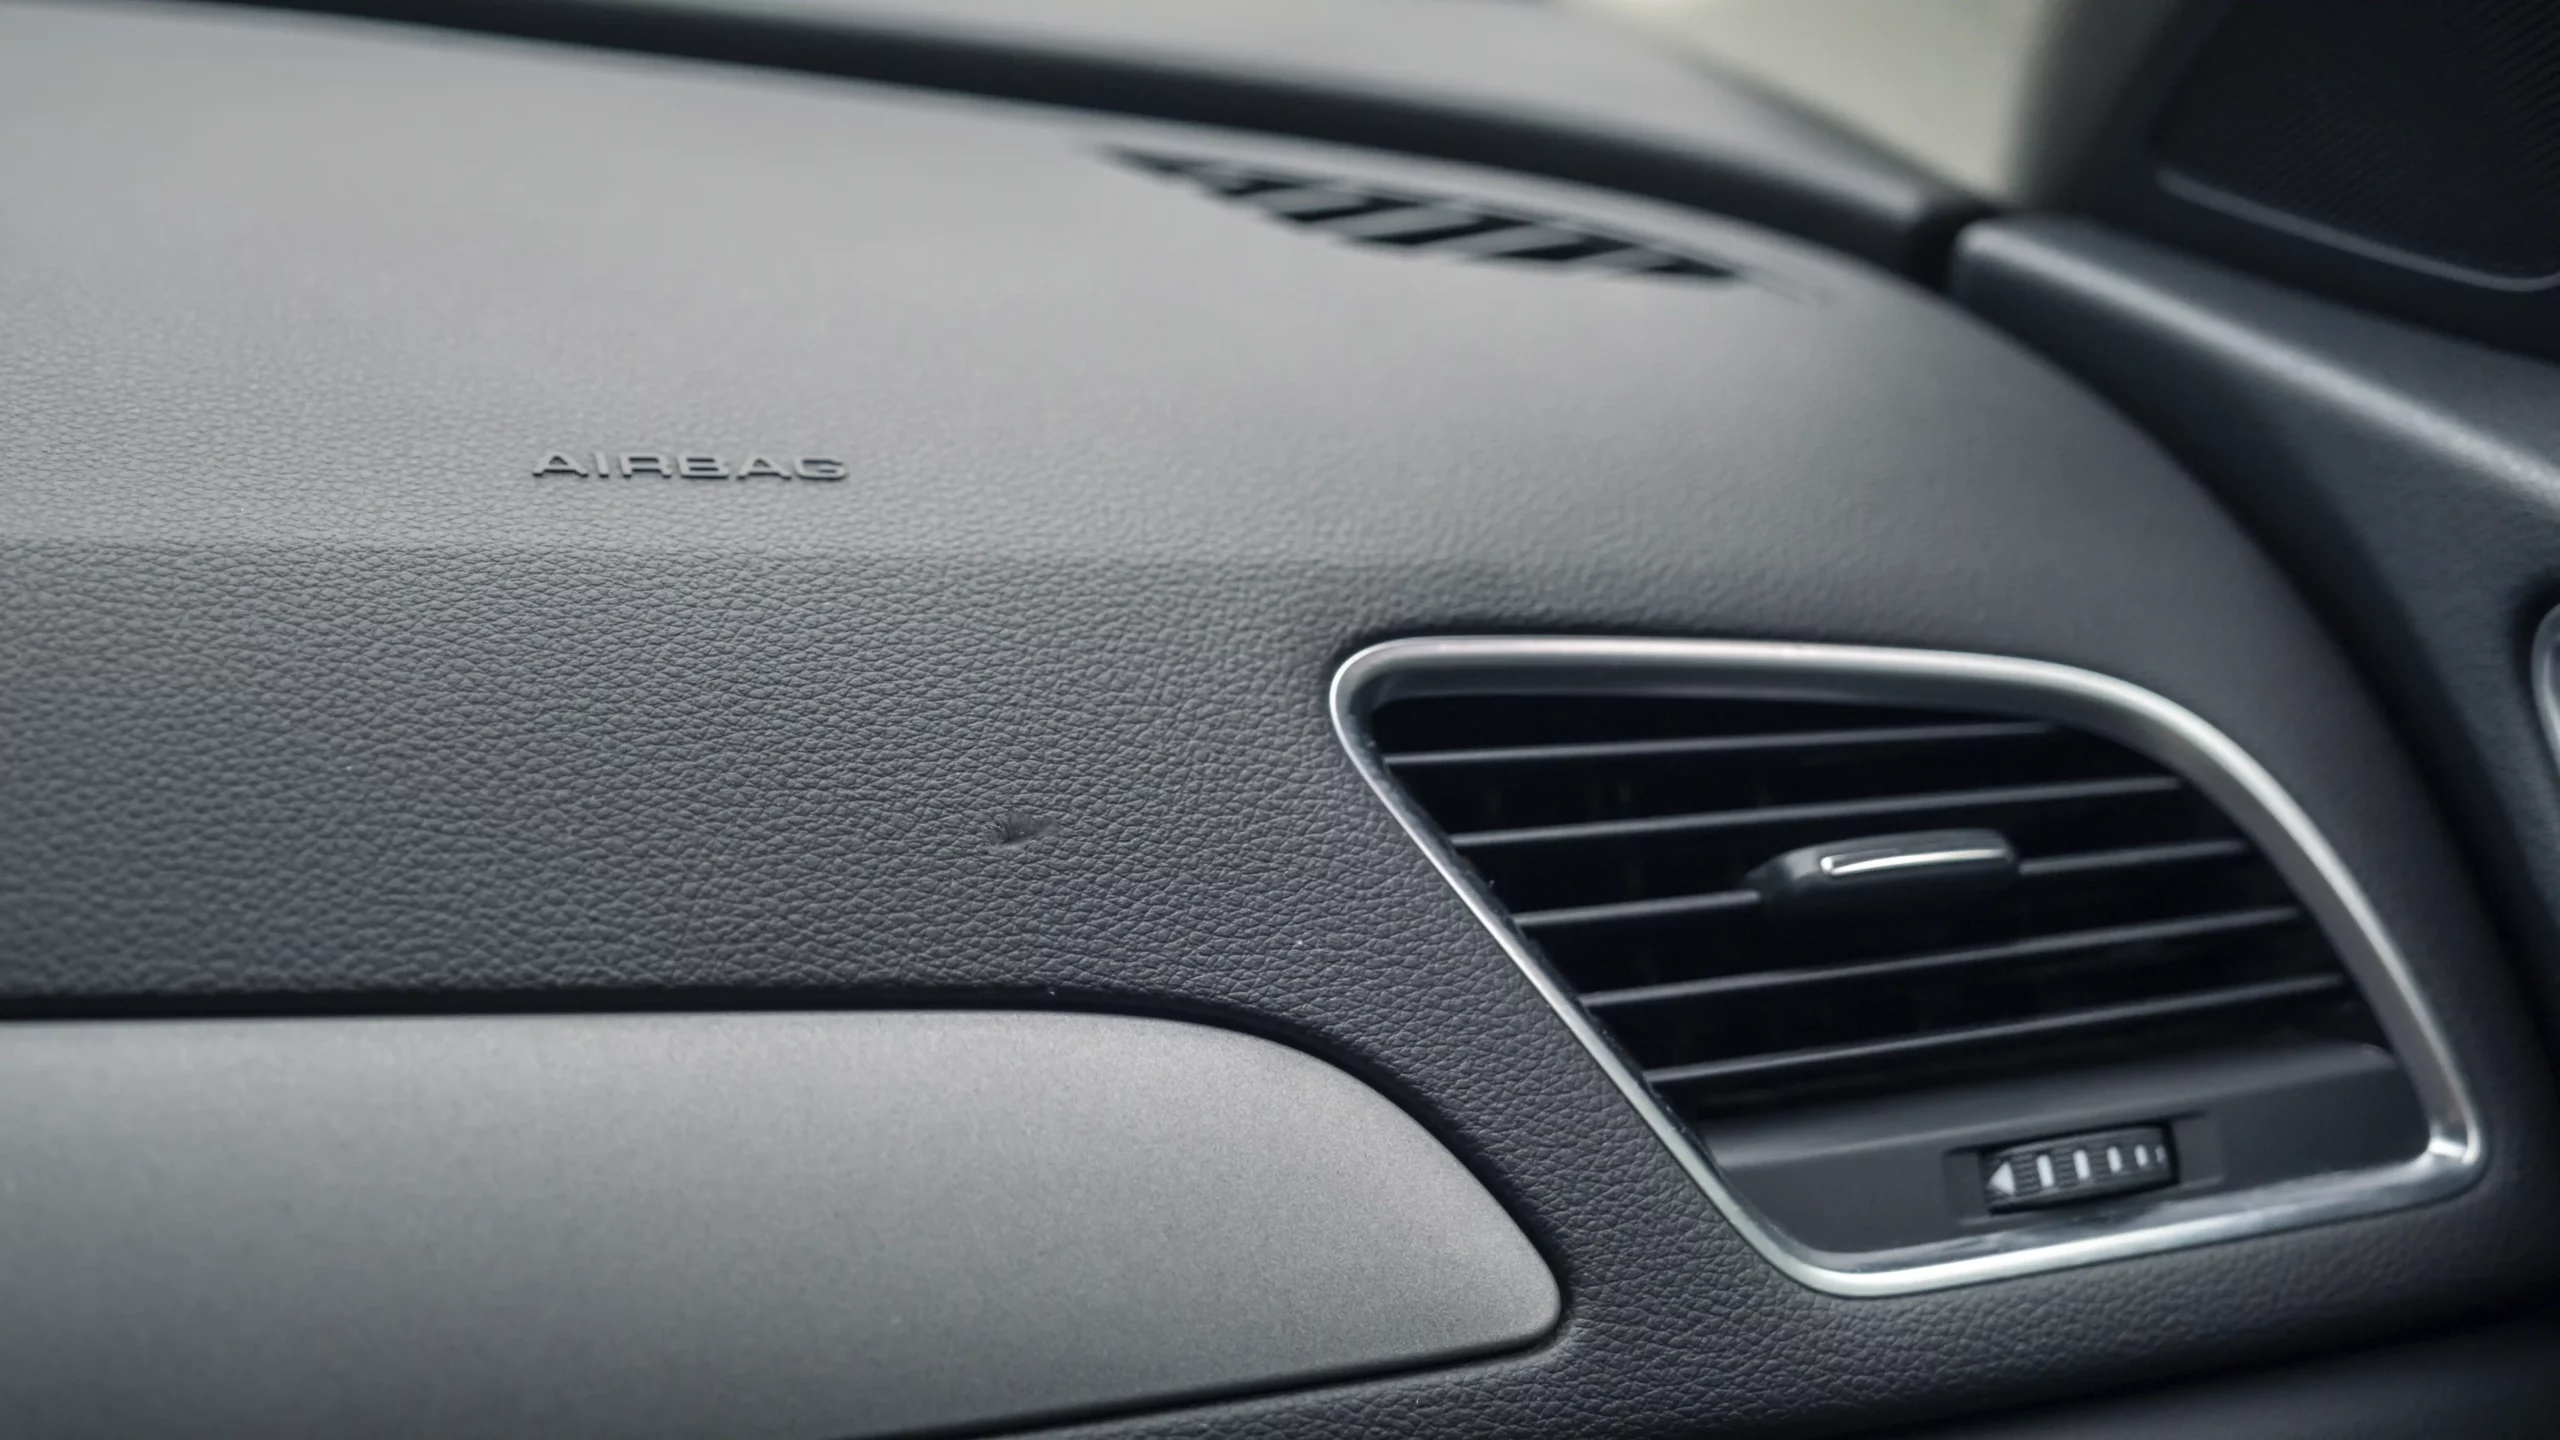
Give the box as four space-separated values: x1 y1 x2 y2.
3 6 2557 1438
1908 1307 2560 1440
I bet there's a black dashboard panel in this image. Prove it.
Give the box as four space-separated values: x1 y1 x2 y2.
4 4 2558 1436
237 0 1978 275
2069 0 2560 361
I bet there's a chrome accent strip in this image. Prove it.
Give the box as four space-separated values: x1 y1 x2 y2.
1819 843 2012 878
2532 606 2560 809
1331 636 2484 1297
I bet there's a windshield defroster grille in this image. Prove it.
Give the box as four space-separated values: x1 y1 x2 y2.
1119 150 1736 283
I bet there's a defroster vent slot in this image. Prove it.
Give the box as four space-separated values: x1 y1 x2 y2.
1118 151 1738 284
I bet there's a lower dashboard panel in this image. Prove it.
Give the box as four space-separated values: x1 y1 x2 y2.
0 1010 1557 1440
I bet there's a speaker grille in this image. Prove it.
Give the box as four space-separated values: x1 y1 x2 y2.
2152 0 2560 280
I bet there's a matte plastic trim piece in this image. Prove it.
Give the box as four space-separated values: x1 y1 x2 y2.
0 1010 1560 1439
1331 636 2483 1296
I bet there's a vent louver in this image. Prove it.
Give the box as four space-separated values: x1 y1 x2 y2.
1368 687 2380 1118
1336 638 2477 1293
1118 151 1736 283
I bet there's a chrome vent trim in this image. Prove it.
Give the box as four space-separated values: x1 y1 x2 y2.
1332 636 2483 1297
2529 603 2560 802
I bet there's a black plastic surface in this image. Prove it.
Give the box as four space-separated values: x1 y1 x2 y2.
1704 1041 2424 1254
217 0 1979 276
1979 1126 2176 1213
2071 0 2560 359
0 1011 1558 1440
5 6 2558 1438
1952 218 2560 1062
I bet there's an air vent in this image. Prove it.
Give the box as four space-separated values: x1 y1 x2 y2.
1335 638 2477 1293
1118 151 1736 283
1371 688 2368 1117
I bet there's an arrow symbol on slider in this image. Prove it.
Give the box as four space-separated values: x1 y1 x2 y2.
1989 1160 2017 1198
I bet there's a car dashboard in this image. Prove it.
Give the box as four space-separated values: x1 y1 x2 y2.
7 2 2560 1437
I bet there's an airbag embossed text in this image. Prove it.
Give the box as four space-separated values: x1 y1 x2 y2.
535 452 848 481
